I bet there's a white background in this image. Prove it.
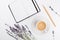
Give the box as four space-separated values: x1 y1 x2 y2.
0 0 60 40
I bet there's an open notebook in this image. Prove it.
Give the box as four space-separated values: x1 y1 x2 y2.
8 0 40 23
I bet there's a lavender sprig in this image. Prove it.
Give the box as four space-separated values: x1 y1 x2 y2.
5 24 36 40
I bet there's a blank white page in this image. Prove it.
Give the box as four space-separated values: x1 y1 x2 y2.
9 0 37 23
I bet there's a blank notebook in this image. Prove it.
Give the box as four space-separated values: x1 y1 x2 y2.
9 0 39 23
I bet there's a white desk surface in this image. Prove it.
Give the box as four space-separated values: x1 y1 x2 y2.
0 0 60 40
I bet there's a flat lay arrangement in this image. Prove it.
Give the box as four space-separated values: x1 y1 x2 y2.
0 0 60 40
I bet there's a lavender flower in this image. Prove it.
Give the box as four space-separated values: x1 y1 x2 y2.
5 24 36 40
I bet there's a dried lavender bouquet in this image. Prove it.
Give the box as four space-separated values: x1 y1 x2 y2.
5 24 36 40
